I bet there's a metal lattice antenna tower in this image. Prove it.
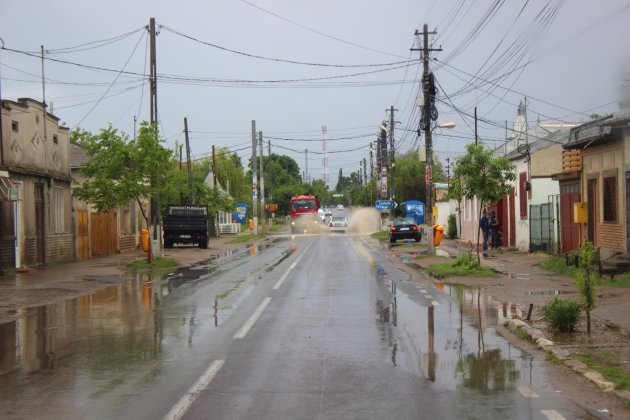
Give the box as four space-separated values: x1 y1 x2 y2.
321 125 329 184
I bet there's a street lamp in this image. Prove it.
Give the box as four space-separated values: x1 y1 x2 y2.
425 121 455 255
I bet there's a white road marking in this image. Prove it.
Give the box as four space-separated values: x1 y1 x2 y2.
163 360 225 420
518 384 540 398
273 261 297 290
431 300 440 306
540 410 566 420
273 241 313 290
424 294 434 299
234 297 272 339
419 289 427 293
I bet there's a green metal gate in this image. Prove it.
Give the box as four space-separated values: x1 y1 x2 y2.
530 195 559 253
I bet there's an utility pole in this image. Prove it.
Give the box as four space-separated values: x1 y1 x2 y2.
259 131 265 230
387 105 398 202
212 145 217 192
369 142 374 181
363 157 367 186
413 23 441 254
148 17 160 259
184 117 193 204
474 107 478 145
268 139 273 221
251 120 258 234
304 148 309 184
41 45 48 174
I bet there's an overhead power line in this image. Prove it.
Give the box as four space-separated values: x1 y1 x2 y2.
160 25 418 68
2 47 416 86
238 0 407 59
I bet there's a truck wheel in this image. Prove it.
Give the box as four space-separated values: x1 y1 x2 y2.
199 240 208 249
389 236 395 244
165 241 173 248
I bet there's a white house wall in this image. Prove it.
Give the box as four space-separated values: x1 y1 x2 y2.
461 196 482 246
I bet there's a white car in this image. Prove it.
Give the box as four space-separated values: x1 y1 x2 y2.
337 204 344 210
328 216 349 233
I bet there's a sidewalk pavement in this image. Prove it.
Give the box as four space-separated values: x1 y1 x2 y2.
0 234 258 325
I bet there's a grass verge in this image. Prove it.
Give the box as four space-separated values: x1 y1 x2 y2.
602 274 630 288
428 262 498 278
539 256 580 278
370 230 389 242
227 233 265 244
572 351 630 390
128 257 178 271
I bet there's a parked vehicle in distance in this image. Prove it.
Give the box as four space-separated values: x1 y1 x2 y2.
163 205 210 249
318 208 325 222
336 204 344 210
389 217 421 243
328 216 349 233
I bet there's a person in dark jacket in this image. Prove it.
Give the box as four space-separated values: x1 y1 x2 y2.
489 210 500 248
480 209 489 251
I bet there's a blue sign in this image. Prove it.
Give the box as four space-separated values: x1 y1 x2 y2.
235 203 249 224
375 200 394 211
401 200 425 224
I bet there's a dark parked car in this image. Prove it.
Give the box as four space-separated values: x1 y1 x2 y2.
389 218 421 243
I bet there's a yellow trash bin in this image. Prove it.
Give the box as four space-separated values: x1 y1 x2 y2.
433 224 444 247
249 219 254 231
141 229 149 252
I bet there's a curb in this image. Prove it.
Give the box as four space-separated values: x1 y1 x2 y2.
502 318 630 406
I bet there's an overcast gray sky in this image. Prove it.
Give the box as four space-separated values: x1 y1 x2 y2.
1 0 629 188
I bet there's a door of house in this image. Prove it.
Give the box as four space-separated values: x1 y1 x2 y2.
34 183 45 265
13 200 21 268
587 179 597 244
91 212 117 256
560 183 581 254
77 210 89 260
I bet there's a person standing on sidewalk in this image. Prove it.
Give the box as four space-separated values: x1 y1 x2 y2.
480 209 489 251
489 210 499 249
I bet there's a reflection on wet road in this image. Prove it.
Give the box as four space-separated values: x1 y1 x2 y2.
0 239 293 419
0 235 589 419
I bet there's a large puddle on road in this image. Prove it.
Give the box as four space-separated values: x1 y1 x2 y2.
0 239 293 380
370 264 585 417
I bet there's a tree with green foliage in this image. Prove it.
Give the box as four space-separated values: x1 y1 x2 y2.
72 122 175 229
213 149 249 203
574 242 600 333
453 143 516 266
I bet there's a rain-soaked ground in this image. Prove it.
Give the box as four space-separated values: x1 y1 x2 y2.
0 234 597 419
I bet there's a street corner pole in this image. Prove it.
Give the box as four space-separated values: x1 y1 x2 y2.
411 23 441 254
422 23 434 254
251 120 258 234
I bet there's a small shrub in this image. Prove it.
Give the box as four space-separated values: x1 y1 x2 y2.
447 214 458 239
542 298 582 333
453 252 477 270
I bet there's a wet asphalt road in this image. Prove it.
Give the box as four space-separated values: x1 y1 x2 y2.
0 234 591 419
